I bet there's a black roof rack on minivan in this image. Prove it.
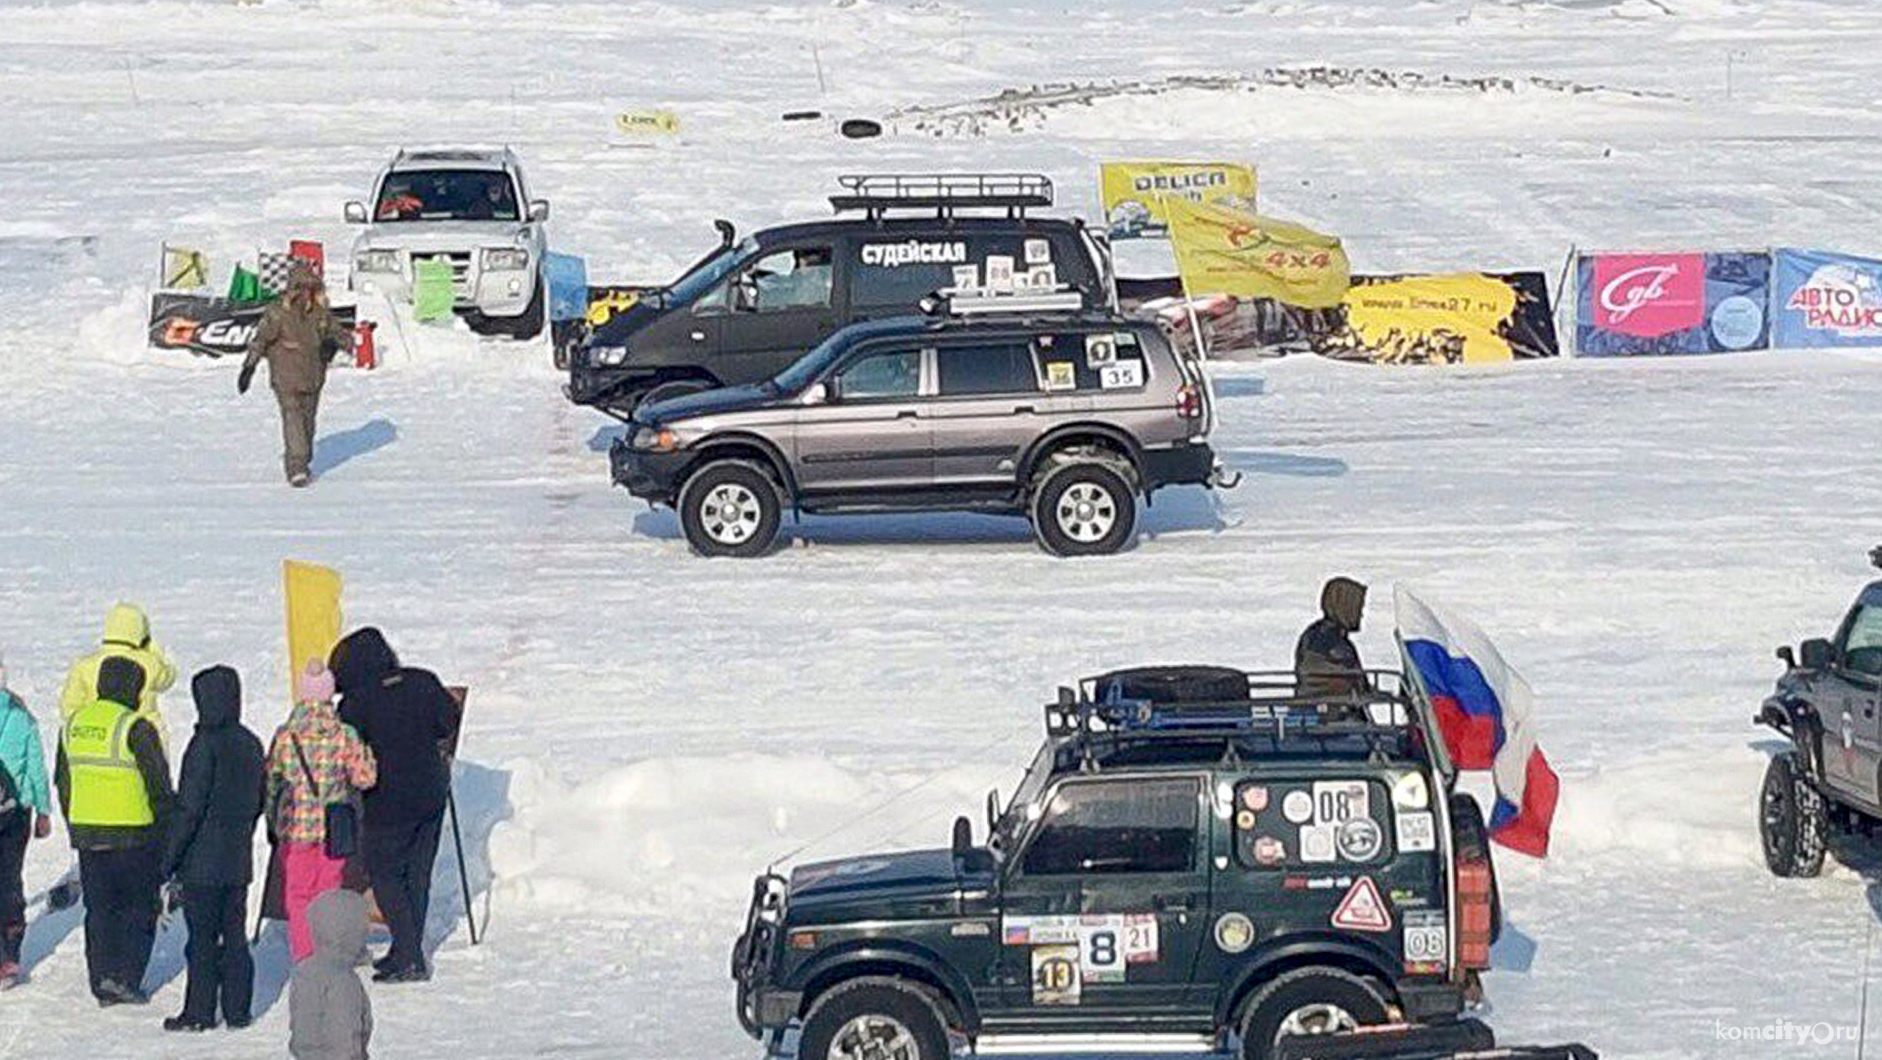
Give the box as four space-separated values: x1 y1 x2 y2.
831 173 1054 220
919 286 1087 318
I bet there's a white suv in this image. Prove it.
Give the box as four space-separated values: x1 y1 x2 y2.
345 147 550 338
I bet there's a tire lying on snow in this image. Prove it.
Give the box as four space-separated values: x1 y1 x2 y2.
1092 665 1250 705
1030 458 1137 557
678 460 783 558
799 979 950 1060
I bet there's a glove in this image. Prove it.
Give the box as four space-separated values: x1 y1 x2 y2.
237 362 256 395
32 814 50 840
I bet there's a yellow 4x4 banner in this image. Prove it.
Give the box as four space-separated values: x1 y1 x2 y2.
1164 196 1351 309
1100 161 1256 240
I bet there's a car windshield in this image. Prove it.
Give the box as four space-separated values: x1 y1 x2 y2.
665 236 756 307
990 743 1056 855
375 169 519 222
767 328 855 395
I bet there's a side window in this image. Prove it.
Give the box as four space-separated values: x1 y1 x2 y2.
1021 778 1198 877
1840 605 1882 677
835 349 921 401
1233 779 1394 869
1031 331 1149 393
937 344 1039 397
744 246 833 312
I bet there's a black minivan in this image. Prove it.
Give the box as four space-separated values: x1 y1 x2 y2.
566 174 1115 415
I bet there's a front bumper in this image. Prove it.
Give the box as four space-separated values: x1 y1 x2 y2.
1140 440 1223 491
610 436 691 503
569 362 652 410
351 257 535 316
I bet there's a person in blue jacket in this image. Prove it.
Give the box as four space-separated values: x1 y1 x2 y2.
0 654 55 990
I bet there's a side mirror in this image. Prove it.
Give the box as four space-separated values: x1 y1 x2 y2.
801 382 828 406
528 199 551 222
344 201 368 224
952 816 973 860
1802 638 1834 670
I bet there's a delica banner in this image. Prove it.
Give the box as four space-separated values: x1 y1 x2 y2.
149 292 356 359
1574 251 1770 355
1101 161 1256 240
1771 248 1882 348
1121 271 1558 364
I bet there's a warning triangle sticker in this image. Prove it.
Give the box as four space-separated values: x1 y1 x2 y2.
1331 877 1392 933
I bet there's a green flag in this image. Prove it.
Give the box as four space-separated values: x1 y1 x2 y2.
227 264 263 302
413 259 455 322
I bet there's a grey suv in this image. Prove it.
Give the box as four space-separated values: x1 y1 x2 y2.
609 294 1232 556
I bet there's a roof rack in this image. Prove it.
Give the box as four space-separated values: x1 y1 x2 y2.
1044 669 1421 770
831 173 1054 219
920 286 1087 318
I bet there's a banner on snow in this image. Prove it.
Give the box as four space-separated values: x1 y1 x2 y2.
1574 251 1770 356
1772 247 1882 348
148 292 356 359
1100 160 1256 240
1120 270 1559 364
543 253 589 322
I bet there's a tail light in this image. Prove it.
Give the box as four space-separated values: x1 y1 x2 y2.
1176 382 1202 420
1455 847 1494 971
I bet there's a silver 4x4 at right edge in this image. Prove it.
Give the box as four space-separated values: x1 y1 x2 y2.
608 289 1239 557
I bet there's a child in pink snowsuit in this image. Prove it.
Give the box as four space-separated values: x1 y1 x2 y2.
267 662 376 963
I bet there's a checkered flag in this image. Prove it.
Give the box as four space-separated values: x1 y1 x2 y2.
257 251 294 298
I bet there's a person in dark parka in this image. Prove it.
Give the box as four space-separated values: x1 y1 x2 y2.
1295 576 1369 700
330 628 461 983
55 655 174 1006
161 666 265 1031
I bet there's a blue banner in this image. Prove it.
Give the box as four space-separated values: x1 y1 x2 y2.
544 252 588 323
1772 248 1882 348
1576 251 1770 356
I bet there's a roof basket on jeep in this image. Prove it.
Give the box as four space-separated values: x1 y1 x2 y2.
920 286 1086 318
831 173 1054 220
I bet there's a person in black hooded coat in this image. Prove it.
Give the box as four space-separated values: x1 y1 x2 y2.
162 665 265 1031
329 628 460 983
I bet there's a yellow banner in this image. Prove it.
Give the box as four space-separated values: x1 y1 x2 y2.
1101 161 1256 240
614 109 680 136
283 560 342 697
1340 273 1520 364
162 244 208 289
1165 197 1350 309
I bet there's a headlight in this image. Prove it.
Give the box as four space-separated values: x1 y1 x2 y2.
482 247 530 271
355 250 401 273
631 426 681 452
590 345 628 367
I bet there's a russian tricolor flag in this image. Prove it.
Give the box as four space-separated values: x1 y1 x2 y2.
1394 586 1559 858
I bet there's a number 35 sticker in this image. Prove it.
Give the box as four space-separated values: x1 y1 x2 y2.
1098 361 1143 389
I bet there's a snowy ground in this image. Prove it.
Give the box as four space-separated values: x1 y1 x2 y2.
3 0 1882 1057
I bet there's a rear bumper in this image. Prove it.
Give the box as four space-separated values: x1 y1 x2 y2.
610 438 690 504
1140 440 1219 491
1397 980 1467 1022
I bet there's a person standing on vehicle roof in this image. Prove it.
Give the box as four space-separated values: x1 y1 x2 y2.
0 654 54 991
239 263 352 488
1296 577 1369 699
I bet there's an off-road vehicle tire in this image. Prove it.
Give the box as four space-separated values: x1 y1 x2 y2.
1238 967 1389 1060
799 978 949 1060
678 460 783 558
1030 458 1137 557
1761 750 1827 878
504 280 547 340
638 379 714 411
1095 665 1249 705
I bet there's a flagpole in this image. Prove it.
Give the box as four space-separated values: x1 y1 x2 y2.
1159 193 1222 435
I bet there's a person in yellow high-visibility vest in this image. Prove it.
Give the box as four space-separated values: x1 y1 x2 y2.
55 656 174 1007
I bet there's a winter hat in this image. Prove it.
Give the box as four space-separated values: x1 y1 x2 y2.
96 655 147 709
1320 577 1368 632
295 660 336 704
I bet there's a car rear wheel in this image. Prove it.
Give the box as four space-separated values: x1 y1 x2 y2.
1761 750 1827 878
799 980 949 1060
678 460 782 558
1030 459 1137 557
1238 967 1389 1060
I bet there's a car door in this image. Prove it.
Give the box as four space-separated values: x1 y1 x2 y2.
792 343 933 495
925 338 1057 488
1824 592 1882 805
993 776 1211 1026
710 242 842 385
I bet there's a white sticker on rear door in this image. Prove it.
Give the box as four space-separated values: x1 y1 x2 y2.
1402 910 1448 965
1396 810 1436 853
1098 361 1143 389
1313 780 1370 825
1299 823 1337 863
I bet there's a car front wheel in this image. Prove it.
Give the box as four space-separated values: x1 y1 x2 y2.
799 980 949 1060
1238 967 1389 1060
677 460 782 558
1761 750 1827 878
1030 459 1137 557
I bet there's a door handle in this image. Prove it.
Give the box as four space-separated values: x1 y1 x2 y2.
689 330 707 343
896 409 919 419
1013 405 1037 414
1153 894 1191 913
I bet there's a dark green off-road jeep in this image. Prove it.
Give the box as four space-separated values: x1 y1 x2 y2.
733 665 1507 1060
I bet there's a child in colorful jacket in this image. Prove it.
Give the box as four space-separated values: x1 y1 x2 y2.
266 662 376 963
